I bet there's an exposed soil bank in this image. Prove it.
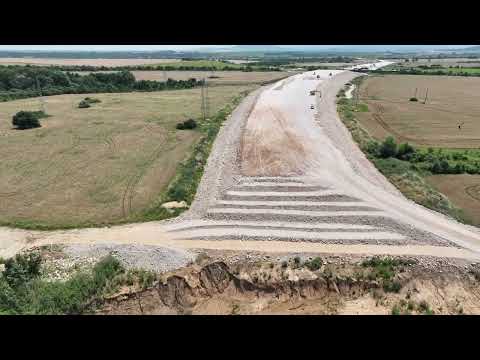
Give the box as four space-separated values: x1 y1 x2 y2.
96 254 480 315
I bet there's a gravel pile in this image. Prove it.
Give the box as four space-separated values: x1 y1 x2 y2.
63 244 196 273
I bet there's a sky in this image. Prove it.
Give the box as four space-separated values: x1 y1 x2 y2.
0 45 473 51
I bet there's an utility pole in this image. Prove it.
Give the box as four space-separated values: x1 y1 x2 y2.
204 79 209 119
423 88 429 104
355 81 360 105
200 78 206 122
163 70 167 82
414 87 418 98
36 76 46 113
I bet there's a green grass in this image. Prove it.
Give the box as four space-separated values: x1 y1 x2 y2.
361 256 414 293
0 254 126 315
304 257 323 271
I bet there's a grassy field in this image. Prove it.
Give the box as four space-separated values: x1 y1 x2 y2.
0 85 256 229
0 58 181 67
356 75 480 148
426 174 480 226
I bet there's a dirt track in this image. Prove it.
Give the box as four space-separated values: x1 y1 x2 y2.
3 63 480 261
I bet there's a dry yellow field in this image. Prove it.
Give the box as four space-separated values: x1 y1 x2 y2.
0 58 181 67
357 75 480 148
0 85 256 228
132 71 291 84
426 174 480 226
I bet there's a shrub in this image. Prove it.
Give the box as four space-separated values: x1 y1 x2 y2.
12 111 42 130
84 97 101 104
365 140 380 157
391 305 401 315
397 142 416 161
78 100 91 108
383 280 402 293
0 254 125 315
304 257 323 271
379 136 397 158
176 118 197 130
3 252 42 288
409 97 418 102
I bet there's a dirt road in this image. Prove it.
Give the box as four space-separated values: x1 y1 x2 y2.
3 62 480 261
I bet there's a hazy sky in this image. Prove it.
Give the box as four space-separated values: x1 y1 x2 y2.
0 45 473 51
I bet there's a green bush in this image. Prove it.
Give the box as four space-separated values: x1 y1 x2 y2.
176 118 197 130
78 100 91 108
409 97 418 102
12 111 42 130
2 253 42 288
383 280 402 293
84 97 101 104
397 142 415 161
0 254 125 315
365 140 381 157
379 136 397 158
304 257 323 271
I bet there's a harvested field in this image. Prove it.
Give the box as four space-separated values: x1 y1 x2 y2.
392 58 480 68
357 75 480 148
427 174 480 226
132 70 292 84
0 85 256 228
0 58 181 67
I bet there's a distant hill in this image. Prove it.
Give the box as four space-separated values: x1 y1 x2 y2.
228 45 286 52
437 45 480 53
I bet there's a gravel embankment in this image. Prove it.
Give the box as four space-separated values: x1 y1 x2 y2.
63 244 196 273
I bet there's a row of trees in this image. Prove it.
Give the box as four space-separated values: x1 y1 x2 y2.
367 136 480 175
0 64 281 73
0 67 204 102
372 68 480 77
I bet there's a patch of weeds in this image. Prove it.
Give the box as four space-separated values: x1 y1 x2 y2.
304 257 323 271
231 303 240 315
293 256 301 268
391 305 401 315
418 300 434 315
383 279 402 293
0 254 125 314
362 256 414 293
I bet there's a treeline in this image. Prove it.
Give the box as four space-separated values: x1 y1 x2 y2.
366 136 480 175
371 68 480 77
0 64 281 72
0 66 204 102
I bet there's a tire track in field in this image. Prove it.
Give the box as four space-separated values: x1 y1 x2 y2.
465 184 480 202
121 127 173 219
